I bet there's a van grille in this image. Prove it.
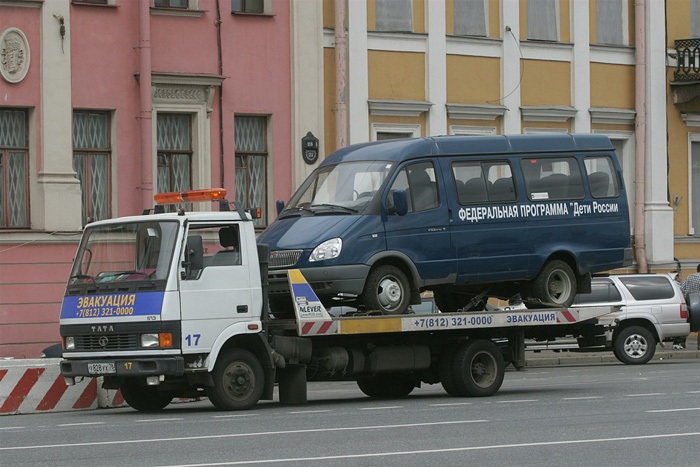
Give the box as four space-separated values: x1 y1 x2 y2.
269 250 303 268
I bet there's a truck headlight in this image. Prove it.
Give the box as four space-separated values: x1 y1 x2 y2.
64 336 75 350
141 333 159 348
309 238 342 262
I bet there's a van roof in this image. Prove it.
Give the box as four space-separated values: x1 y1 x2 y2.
323 133 614 165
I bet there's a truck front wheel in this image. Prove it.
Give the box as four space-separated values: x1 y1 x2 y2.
356 374 416 398
613 326 656 365
207 349 264 410
120 383 173 412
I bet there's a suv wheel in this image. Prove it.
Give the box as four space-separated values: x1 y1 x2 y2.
614 326 656 365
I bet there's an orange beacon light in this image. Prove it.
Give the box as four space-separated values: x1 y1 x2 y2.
154 188 227 205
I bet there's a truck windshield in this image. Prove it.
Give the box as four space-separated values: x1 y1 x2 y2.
68 221 179 285
283 161 394 215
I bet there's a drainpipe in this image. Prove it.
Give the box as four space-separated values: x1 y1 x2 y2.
216 0 225 189
335 0 347 149
634 0 648 273
139 0 153 208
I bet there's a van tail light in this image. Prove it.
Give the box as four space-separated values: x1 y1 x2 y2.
680 303 688 320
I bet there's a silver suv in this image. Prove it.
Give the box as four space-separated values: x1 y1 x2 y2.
573 274 691 364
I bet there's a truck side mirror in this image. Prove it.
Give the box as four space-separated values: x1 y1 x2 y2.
182 235 204 279
276 199 285 215
388 190 408 216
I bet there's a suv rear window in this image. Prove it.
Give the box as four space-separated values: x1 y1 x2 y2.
618 276 675 301
573 279 622 304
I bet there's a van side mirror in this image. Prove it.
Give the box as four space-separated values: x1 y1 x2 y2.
182 235 204 279
388 190 408 216
276 199 285 215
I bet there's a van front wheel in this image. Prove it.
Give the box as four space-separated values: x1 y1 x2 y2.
529 260 576 308
361 265 410 315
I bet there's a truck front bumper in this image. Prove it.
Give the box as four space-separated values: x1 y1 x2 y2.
60 356 185 379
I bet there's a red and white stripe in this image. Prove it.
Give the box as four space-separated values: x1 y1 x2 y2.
300 320 339 336
556 310 580 323
0 362 127 415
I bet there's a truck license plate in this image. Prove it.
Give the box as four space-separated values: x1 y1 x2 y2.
87 362 116 375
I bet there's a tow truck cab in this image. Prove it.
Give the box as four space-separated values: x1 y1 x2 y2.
59 190 274 408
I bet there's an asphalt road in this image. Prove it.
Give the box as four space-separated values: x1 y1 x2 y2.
1 360 699 467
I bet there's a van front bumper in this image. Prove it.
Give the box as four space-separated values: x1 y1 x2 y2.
268 264 370 298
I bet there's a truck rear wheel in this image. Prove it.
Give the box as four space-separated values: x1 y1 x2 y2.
439 344 461 396
451 339 505 397
361 265 410 315
613 326 656 365
356 374 416 398
207 349 264 410
529 259 577 308
120 383 173 412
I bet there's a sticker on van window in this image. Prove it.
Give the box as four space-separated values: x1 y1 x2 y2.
457 201 620 223
532 192 549 200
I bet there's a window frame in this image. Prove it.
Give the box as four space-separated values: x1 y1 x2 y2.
0 108 30 229
156 113 194 212
371 123 421 141
374 0 414 32
234 115 269 228
689 133 700 236
520 156 586 202
526 0 560 42
453 0 489 37
73 110 112 223
595 0 629 46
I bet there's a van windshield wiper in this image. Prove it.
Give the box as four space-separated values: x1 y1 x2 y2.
310 204 358 214
278 205 314 219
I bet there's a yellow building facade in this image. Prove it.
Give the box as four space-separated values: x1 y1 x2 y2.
292 0 698 278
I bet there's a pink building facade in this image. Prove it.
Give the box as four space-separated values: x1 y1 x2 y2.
0 0 292 358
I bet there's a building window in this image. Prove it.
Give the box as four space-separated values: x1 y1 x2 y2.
157 114 192 211
691 141 700 235
371 123 421 141
154 0 188 8
693 0 700 37
235 116 267 228
231 0 264 14
73 0 109 4
596 0 626 45
0 109 29 229
454 0 487 37
375 0 413 32
73 111 111 223
527 0 558 42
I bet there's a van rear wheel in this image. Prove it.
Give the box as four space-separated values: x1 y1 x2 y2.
361 265 410 315
529 260 576 308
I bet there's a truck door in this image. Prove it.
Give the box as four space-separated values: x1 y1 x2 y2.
383 160 453 281
178 223 254 353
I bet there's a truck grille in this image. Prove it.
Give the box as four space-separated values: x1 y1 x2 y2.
269 250 302 268
76 334 138 351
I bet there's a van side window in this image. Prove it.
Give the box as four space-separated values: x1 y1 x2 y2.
618 276 675 300
520 157 585 201
388 161 439 212
584 156 620 198
452 160 516 204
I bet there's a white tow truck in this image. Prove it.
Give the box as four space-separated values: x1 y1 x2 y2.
59 189 618 411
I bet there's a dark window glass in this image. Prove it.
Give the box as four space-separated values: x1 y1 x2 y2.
157 114 192 212
154 0 188 8
231 0 264 13
573 279 622 304
73 111 111 223
618 276 675 301
0 109 29 228
235 116 267 228
452 160 516 204
520 157 585 201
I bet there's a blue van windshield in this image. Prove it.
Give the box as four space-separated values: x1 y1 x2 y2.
283 161 394 215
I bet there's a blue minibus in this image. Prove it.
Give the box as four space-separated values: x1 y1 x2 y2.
258 134 633 315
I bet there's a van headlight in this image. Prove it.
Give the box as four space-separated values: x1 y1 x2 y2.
309 238 342 262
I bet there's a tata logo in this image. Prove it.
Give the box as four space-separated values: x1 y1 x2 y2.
91 325 114 333
98 336 109 347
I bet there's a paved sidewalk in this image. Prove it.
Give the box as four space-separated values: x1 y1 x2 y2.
525 332 700 367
